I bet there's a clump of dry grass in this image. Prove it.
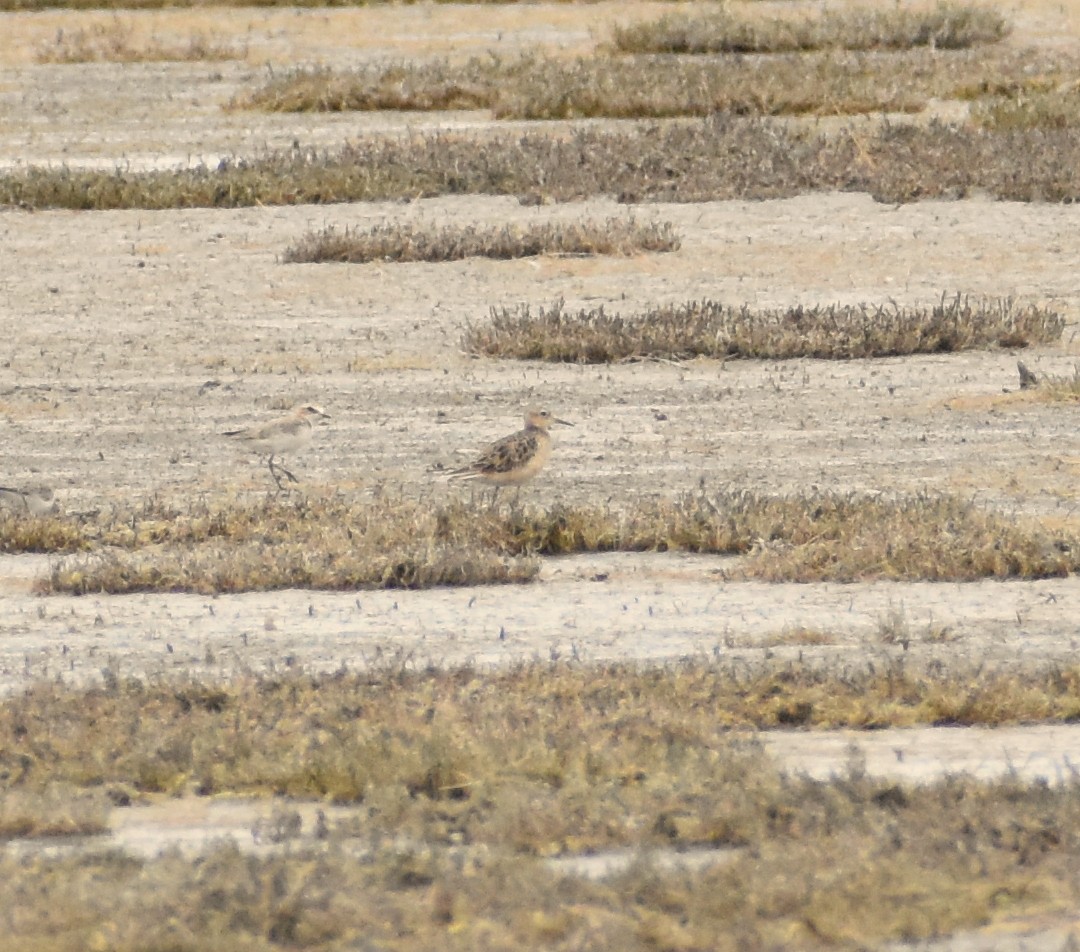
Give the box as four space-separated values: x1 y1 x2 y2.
730 491 1077 583
282 217 679 264
35 21 244 63
0 119 797 210
0 511 91 554
0 785 110 839
6 661 1080 806
612 3 1009 55
237 47 1052 120
972 88 1080 130
233 59 521 113
4 663 1080 948
48 541 534 594
44 496 540 595
5 798 1076 952
465 295 1062 363
36 491 1080 595
13 113 1080 211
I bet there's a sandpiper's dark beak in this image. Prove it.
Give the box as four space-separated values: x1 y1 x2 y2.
553 417 574 427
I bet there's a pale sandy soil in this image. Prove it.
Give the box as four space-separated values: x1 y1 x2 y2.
4 551 1080 693
3 4 1080 943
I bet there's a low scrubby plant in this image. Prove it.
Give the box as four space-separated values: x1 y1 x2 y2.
612 3 1009 55
234 47 1048 120
35 491 1080 594
12 115 1080 210
283 217 679 264
972 89 1080 131
4 658 1080 947
465 295 1062 362
35 20 243 63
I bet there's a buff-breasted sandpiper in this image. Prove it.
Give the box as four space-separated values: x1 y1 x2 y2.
446 407 573 500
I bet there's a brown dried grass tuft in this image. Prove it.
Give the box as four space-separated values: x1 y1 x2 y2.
0 511 92 554
232 59 520 113
734 492 1077 583
6 661 1080 805
235 46 1053 120
43 496 539 594
0 786 110 839
35 20 244 63
14 114 1080 211
465 295 1063 363
3 662 1080 947
972 88 1080 130
282 217 679 264
4 767 1079 951
35 491 1080 594
612 3 1009 55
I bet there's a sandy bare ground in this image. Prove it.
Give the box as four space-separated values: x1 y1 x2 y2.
3 192 1080 519
3 551 1079 692
4 8 1080 940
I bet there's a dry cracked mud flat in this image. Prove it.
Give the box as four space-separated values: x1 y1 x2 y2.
4 2 1080 947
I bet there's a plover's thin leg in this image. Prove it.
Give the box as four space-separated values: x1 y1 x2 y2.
268 454 298 487
267 456 286 491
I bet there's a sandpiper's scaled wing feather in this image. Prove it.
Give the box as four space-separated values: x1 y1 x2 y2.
475 430 540 476
446 408 568 487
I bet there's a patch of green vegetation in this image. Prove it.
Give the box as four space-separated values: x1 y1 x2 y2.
34 21 244 63
34 491 1080 594
283 217 679 264
465 295 1062 362
612 2 1009 55
11 115 1080 211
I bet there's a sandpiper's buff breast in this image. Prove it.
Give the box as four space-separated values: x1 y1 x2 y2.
447 408 572 487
